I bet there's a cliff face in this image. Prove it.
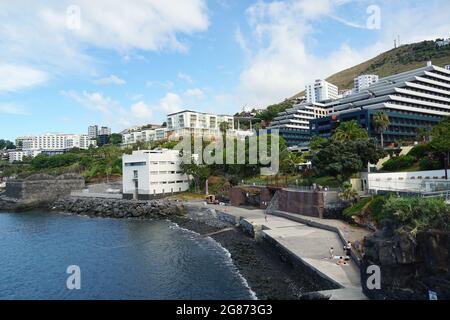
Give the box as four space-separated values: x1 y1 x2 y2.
361 223 450 300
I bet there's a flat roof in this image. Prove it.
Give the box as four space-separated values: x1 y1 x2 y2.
167 109 234 117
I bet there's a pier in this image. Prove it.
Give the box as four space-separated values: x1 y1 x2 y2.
187 202 369 300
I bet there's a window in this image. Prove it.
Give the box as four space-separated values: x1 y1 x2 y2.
125 162 146 167
133 170 138 179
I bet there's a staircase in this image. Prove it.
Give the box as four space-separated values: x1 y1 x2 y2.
265 190 280 214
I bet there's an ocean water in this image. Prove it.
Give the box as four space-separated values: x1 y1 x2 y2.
0 211 255 300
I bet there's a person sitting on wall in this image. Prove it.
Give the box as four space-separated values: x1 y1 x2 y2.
343 241 352 261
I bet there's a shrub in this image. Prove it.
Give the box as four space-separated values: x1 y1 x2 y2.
382 196 450 233
382 155 416 171
418 157 443 171
408 143 431 158
343 195 388 221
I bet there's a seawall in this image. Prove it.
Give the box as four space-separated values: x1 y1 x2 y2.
51 197 186 219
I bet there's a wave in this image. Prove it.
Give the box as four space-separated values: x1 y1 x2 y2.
168 221 258 300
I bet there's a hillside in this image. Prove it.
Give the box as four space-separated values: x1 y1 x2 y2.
290 39 450 99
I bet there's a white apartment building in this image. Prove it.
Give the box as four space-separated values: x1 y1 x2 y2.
122 149 190 200
354 74 379 93
22 133 97 152
305 80 339 103
122 128 168 146
8 150 41 163
99 126 111 136
88 125 98 139
166 110 236 139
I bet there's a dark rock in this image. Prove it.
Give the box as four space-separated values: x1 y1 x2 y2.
361 224 450 300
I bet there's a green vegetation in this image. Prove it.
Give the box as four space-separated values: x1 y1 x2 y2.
326 40 450 90
382 155 417 171
430 117 450 179
332 120 369 142
373 111 390 147
382 196 450 233
0 145 129 182
312 138 384 182
0 139 15 150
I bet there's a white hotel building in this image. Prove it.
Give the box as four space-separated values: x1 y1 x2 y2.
354 74 379 93
166 110 236 139
122 149 190 200
22 133 97 153
268 102 333 147
306 79 339 103
122 128 168 146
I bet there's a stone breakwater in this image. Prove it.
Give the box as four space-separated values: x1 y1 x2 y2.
51 197 186 219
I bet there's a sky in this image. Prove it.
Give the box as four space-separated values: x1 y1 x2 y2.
0 0 449 141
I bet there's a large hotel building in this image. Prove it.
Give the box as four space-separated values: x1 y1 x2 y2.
310 63 450 144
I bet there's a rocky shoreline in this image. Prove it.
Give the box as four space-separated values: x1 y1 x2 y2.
170 204 333 300
50 197 185 219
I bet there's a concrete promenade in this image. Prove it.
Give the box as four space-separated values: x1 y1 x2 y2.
188 202 367 300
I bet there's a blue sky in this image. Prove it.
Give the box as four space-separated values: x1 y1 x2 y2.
1 0 449 141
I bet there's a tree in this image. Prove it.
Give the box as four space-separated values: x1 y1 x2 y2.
429 117 450 179
219 121 230 135
332 120 368 142
312 139 385 183
416 128 430 143
372 111 390 147
109 133 122 145
180 162 210 193
0 139 15 150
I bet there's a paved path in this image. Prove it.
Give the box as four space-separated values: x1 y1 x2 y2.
188 202 367 299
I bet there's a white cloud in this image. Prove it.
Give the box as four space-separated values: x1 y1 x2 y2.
0 64 48 93
0 103 30 116
159 93 183 113
236 0 450 107
0 1 209 75
146 80 174 89
94 75 126 85
184 88 204 99
130 101 153 119
178 72 194 84
62 90 184 128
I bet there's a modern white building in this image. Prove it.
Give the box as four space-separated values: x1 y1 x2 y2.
22 133 97 152
360 170 450 194
354 74 379 93
122 149 190 199
268 102 333 147
305 80 339 103
88 125 98 139
99 126 112 136
166 110 236 139
8 150 41 163
122 128 168 146
311 63 450 144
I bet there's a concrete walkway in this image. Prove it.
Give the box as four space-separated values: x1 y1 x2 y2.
187 202 367 300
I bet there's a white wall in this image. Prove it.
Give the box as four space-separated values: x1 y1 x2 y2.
122 149 190 196
362 170 450 193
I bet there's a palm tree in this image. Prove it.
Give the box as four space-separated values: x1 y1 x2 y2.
373 111 390 147
333 120 368 142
